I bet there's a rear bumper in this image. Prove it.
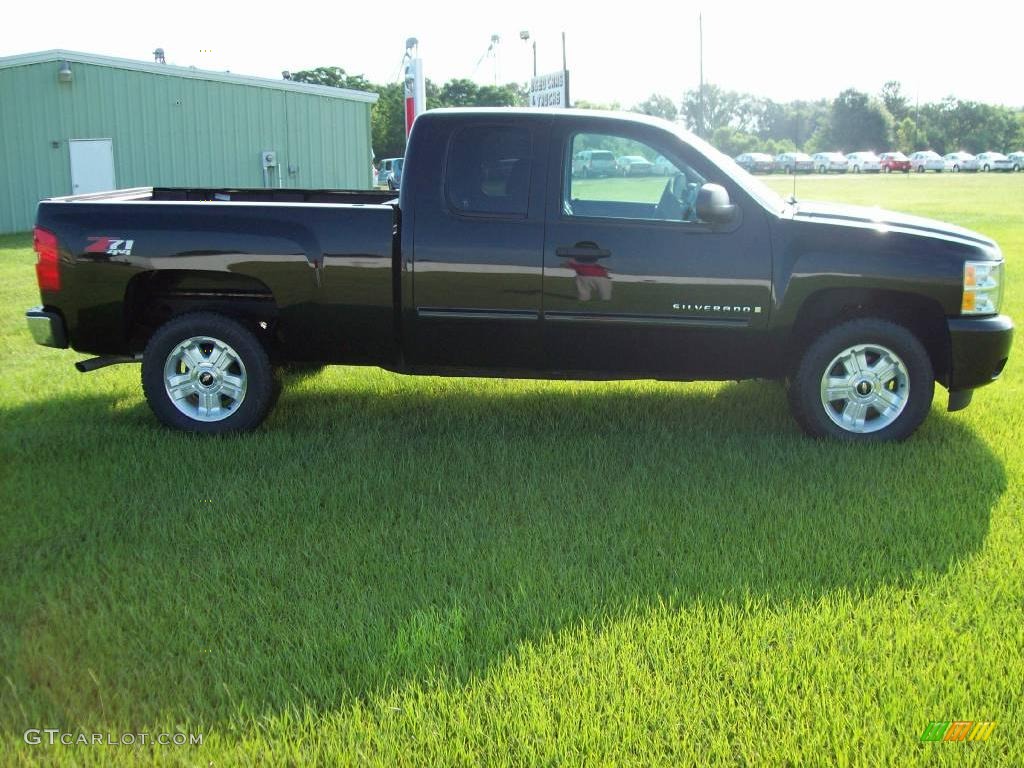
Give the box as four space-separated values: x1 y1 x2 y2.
26 306 68 349
947 314 1012 392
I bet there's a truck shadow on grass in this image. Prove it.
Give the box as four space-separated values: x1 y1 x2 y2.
0 378 1007 731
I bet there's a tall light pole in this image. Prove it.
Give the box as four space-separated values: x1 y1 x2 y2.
519 30 536 77
698 14 705 138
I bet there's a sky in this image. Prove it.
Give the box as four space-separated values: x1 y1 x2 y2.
3 0 1020 109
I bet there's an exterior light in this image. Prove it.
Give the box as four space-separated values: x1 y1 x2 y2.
57 61 72 83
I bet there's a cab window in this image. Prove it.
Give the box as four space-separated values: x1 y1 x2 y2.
564 133 708 223
446 126 532 217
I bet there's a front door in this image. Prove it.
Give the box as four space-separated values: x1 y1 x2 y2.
542 120 773 378
69 139 116 194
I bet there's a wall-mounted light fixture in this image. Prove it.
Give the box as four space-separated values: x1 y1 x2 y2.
57 60 72 83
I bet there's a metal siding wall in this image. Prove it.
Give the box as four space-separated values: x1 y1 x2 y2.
0 59 373 232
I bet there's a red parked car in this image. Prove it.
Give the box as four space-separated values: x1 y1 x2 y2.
879 152 911 173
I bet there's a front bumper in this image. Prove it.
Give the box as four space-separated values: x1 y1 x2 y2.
947 314 1012 393
26 306 68 348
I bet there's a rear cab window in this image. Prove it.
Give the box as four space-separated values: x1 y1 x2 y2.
446 125 533 217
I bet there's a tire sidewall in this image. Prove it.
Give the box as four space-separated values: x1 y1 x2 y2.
789 319 935 442
141 312 274 433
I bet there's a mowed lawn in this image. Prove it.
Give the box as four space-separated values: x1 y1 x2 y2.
2 174 1023 765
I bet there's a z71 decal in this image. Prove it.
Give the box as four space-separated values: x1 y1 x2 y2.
85 237 134 256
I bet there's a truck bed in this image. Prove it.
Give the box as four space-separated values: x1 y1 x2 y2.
35 186 401 363
45 186 398 206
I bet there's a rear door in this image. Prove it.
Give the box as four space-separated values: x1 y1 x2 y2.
541 118 773 378
408 117 550 369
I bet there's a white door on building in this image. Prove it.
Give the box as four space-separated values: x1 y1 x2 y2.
69 139 116 194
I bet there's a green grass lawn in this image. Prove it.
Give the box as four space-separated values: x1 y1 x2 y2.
2 174 1023 765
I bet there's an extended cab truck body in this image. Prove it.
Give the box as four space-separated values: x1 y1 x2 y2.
26 109 1012 440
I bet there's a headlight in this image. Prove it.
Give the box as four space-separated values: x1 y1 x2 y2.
962 260 1004 315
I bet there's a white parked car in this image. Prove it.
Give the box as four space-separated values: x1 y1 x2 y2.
1009 151 1024 171
976 152 1013 172
846 151 882 173
909 150 945 172
943 152 979 172
812 152 849 173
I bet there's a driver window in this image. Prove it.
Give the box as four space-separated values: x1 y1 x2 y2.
566 133 707 223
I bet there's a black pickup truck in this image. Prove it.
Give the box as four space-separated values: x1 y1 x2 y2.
26 109 1012 441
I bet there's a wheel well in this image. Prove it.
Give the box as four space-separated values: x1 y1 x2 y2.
125 270 279 354
790 289 950 385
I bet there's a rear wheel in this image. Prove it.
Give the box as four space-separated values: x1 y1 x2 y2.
788 318 934 442
142 312 276 433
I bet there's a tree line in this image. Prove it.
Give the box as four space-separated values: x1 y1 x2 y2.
289 67 1024 159
288 66 525 160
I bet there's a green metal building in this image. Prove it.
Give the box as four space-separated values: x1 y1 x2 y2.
0 50 378 233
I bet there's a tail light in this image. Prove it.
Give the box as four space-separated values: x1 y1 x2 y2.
34 227 61 292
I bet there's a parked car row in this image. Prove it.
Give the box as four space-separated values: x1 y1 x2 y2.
735 149 1024 174
571 150 683 178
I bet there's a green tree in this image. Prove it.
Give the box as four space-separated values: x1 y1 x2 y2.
880 81 910 122
288 66 374 92
633 94 678 122
760 99 830 149
681 84 740 137
827 89 894 150
895 117 920 153
574 99 623 111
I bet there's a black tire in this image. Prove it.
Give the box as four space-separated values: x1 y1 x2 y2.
141 312 276 434
983 165 990 172
788 318 934 442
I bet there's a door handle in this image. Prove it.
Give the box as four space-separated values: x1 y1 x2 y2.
555 242 612 259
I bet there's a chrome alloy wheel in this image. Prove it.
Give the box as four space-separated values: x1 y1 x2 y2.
163 336 247 422
819 343 910 434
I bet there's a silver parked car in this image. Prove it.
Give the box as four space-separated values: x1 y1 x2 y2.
616 155 655 176
812 152 849 173
377 157 404 190
909 150 945 172
846 151 882 173
976 152 1013 172
773 152 814 174
943 152 979 172
1008 152 1024 171
734 152 775 174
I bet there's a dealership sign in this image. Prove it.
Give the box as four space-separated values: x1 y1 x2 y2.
529 70 569 108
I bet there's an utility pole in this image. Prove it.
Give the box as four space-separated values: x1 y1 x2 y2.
698 14 705 138
562 31 570 107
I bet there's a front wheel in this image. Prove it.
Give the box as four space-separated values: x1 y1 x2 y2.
142 312 277 433
788 318 934 441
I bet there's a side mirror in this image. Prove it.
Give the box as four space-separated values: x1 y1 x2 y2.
695 183 736 225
